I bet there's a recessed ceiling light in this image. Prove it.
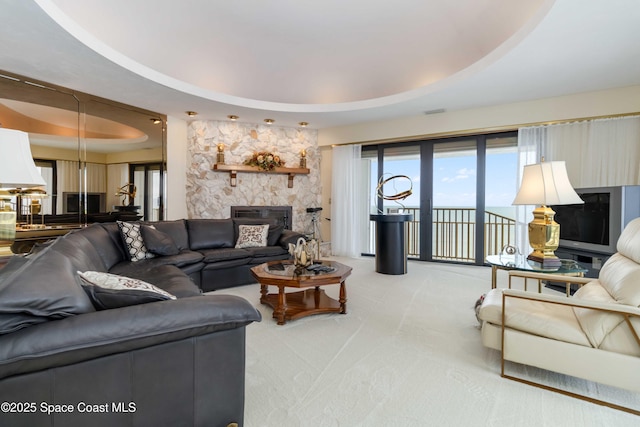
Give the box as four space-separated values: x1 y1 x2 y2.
227 115 239 121
186 111 198 117
264 119 274 124
298 122 309 127
150 118 161 124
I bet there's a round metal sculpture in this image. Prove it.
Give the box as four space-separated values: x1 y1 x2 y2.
376 174 413 210
115 183 137 206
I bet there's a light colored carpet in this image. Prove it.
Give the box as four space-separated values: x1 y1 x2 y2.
219 257 639 426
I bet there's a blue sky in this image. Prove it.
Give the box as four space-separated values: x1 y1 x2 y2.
372 151 518 209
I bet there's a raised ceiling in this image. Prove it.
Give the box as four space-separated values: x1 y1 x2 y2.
47 0 545 105
1 0 640 128
0 99 152 152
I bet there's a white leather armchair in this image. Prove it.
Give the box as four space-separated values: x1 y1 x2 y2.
478 217 640 414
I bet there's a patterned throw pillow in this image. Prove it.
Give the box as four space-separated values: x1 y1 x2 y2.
117 221 155 262
235 224 269 248
77 270 176 310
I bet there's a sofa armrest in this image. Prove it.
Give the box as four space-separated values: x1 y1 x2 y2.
508 271 592 285
508 271 592 296
502 288 640 317
0 295 261 380
278 229 306 248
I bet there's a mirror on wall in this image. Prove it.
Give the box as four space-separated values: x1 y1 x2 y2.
81 98 166 221
0 70 166 253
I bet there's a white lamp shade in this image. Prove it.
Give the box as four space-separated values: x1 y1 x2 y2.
512 161 584 206
0 128 46 188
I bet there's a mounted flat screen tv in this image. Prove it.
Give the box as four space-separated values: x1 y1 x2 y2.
552 186 640 255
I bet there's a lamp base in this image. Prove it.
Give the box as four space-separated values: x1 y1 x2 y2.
526 205 562 270
526 253 562 269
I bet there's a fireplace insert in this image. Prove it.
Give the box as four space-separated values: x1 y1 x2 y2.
231 206 292 230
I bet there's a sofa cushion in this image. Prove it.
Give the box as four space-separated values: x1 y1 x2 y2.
0 248 95 335
267 225 285 246
78 271 176 310
232 218 283 246
117 221 155 261
98 222 129 260
598 252 640 306
109 251 204 272
53 230 111 273
616 217 640 264
235 224 269 248
244 245 289 259
187 219 234 250
74 223 125 270
142 225 180 256
572 280 623 347
199 247 251 263
147 219 190 251
478 289 591 347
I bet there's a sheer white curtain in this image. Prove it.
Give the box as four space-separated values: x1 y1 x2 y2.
515 127 546 254
547 116 640 187
517 115 640 251
38 166 53 215
107 164 129 208
85 163 107 193
331 144 366 258
56 160 79 214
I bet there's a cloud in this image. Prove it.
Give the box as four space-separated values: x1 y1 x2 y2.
442 168 475 183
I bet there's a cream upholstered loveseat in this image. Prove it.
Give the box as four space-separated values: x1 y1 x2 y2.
478 217 640 411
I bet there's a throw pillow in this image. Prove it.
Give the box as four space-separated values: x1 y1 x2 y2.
117 221 155 262
235 224 269 248
141 225 180 256
77 270 176 310
232 218 282 246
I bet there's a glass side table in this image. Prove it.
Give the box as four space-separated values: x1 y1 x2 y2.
486 254 588 294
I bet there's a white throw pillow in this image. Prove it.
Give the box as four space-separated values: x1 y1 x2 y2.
77 270 176 310
235 224 269 248
117 221 155 262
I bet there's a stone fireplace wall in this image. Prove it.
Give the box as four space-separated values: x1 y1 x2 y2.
186 120 321 232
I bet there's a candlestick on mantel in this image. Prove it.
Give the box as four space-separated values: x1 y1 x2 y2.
216 143 225 164
299 149 307 168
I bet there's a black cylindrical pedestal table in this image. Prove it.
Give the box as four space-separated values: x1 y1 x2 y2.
370 214 413 275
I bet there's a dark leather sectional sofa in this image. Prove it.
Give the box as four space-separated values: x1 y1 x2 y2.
0 218 301 427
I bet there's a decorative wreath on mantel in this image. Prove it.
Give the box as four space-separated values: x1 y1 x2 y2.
244 151 285 171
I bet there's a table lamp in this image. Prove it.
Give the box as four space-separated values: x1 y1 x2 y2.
512 160 583 268
0 128 47 241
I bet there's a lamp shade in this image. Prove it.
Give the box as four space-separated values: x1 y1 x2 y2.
512 161 584 206
0 128 46 188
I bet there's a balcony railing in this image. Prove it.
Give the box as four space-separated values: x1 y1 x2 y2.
368 207 515 263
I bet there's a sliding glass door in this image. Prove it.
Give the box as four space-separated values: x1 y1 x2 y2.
131 163 164 221
364 144 420 256
364 131 517 265
431 140 478 262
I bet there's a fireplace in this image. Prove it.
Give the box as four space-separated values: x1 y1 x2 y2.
231 206 293 230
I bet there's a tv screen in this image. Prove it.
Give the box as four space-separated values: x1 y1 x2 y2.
66 193 80 214
554 192 610 246
64 192 105 214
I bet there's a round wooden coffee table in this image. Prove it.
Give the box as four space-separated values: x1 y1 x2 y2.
250 260 352 325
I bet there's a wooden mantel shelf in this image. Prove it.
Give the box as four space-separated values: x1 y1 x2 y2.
213 163 310 188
